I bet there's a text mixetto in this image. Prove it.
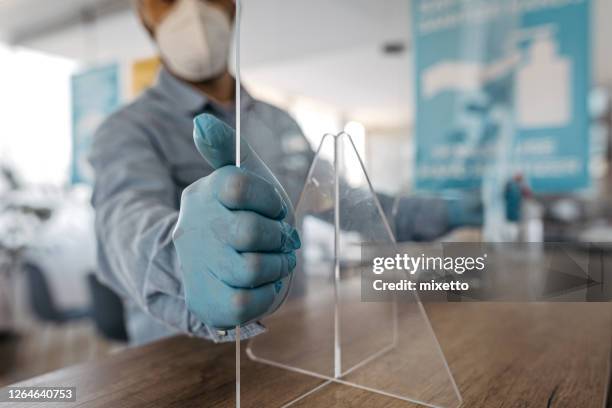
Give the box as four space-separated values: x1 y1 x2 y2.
372 279 470 292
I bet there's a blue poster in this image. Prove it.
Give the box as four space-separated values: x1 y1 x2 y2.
412 0 591 193
71 64 121 184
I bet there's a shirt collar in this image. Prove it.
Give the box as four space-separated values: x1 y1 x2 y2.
154 67 255 115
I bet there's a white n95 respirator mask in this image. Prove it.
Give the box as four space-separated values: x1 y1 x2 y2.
155 0 232 82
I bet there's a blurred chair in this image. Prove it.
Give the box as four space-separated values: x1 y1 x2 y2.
87 274 128 342
23 262 91 323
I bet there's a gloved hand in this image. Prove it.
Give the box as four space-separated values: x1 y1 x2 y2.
172 114 300 330
446 177 526 228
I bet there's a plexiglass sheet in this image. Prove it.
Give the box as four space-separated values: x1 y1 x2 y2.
247 133 461 407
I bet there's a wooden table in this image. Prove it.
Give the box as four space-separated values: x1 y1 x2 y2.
2 302 611 407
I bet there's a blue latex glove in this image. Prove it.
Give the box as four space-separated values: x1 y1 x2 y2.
446 178 525 228
172 114 300 330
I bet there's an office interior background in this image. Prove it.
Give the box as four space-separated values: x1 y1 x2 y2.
0 0 611 389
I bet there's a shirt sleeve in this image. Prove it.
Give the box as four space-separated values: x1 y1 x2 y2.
334 184 452 243
89 112 263 343
377 195 452 242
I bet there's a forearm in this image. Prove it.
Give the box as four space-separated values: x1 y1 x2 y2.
377 194 452 242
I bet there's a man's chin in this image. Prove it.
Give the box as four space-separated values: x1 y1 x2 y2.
163 63 229 86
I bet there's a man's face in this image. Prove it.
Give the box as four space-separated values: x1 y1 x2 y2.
138 0 235 35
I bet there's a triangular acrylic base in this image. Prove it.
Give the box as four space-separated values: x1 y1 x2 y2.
246 132 462 407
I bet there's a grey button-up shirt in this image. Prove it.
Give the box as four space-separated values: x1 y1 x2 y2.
90 68 451 345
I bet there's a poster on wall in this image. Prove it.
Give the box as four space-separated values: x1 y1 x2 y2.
412 0 591 193
71 64 121 185
131 56 161 98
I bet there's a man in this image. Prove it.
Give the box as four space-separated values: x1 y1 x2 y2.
90 0 499 345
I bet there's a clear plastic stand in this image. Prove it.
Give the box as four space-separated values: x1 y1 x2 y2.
247 133 462 408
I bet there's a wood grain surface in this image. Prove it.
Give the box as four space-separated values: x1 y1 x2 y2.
2 302 611 408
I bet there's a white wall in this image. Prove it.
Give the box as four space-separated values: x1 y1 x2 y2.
22 9 155 67
366 128 414 195
0 46 77 186
593 0 612 87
